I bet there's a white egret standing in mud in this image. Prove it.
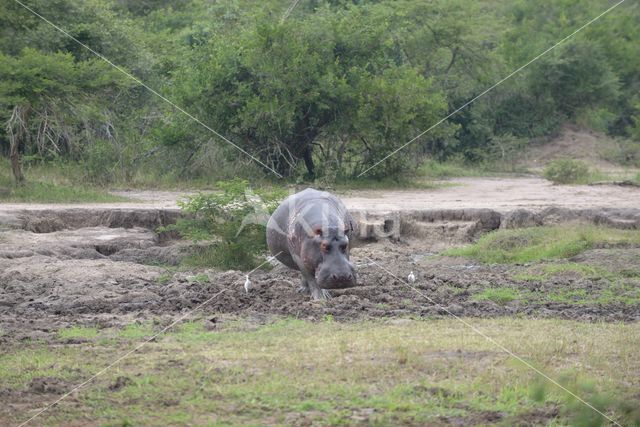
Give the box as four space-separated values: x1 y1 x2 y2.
407 271 415 283
244 275 253 293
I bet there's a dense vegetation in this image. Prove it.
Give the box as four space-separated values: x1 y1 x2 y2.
1 0 639 185
161 179 286 269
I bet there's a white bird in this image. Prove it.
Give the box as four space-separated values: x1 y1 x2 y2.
407 271 416 283
244 275 253 293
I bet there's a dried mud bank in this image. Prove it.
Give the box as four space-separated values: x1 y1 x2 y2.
1 206 640 342
0 208 180 233
353 207 640 243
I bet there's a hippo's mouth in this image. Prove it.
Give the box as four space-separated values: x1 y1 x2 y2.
317 276 358 290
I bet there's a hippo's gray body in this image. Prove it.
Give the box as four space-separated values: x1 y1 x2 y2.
266 188 357 299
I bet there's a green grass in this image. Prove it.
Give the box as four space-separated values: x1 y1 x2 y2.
331 159 517 191
0 159 127 203
473 280 640 306
187 273 210 283
542 158 640 185
417 158 530 179
57 326 100 340
1 318 638 426
513 262 615 282
332 176 451 191
417 159 492 179
0 180 127 203
118 323 155 340
445 225 640 264
472 288 519 305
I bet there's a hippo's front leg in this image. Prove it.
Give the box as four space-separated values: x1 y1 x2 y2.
301 271 331 300
297 277 310 295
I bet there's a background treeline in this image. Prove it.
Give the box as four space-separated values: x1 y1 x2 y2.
1 0 639 184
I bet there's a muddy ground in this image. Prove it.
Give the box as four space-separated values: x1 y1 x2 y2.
0 179 639 427
1 238 639 343
1 180 640 345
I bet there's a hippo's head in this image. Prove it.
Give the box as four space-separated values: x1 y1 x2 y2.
301 224 357 289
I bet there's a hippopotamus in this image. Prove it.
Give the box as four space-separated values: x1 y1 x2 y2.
266 188 358 300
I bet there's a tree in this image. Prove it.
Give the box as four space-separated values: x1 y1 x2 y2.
172 5 450 179
0 49 132 182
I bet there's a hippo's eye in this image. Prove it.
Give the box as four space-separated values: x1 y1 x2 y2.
339 244 347 253
320 241 330 253
315 229 323 237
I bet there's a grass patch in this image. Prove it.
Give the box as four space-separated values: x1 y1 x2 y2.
187 273 210 283
57 326 99 340
2 318 639 426
154 272 173 285
118 323 155 340
473 288 520 305
514 262 614 282
445 225 640 264
417 158 530 180
417 159 492 179
0 159 126 203
332 175 450 191
0 181 127 203
542 158 639 185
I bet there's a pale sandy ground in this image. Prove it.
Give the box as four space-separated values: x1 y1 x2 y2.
1 177 639 213
339 177 640 212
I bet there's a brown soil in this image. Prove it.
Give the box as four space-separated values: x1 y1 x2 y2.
1 181 639 427
1 180 639 344
520 123 636 175
1 235 639 345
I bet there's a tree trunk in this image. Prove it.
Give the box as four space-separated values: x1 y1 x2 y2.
7 105 30 183
9 138 24 183
302 146 315 179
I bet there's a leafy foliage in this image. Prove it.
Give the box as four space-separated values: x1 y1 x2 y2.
1 0 639 183
164 180 286 270
543 159 590 185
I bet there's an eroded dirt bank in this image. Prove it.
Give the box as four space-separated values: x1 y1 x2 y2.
2 185 640 343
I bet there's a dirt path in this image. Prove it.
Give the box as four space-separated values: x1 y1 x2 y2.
341 177 640 212
1 177 639 212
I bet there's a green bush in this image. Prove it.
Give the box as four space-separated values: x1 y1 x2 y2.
543 159 590 184
83 140 119 184
601 138 640 168
164 179 286 270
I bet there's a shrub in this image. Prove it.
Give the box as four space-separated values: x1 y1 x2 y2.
601 138 640 168
543 159 590 184
164 180 286 270
83 139 119 184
